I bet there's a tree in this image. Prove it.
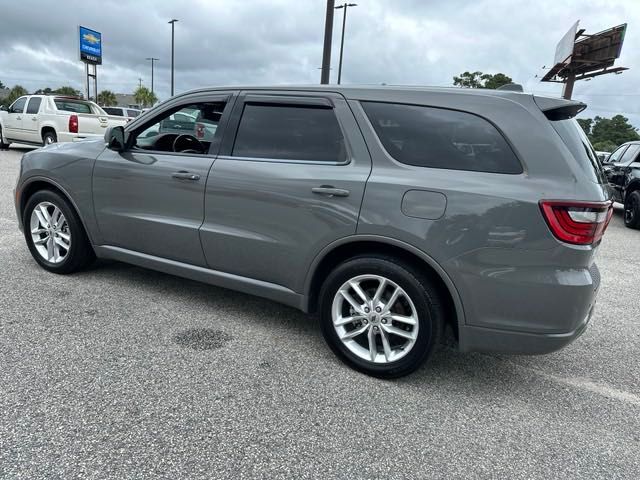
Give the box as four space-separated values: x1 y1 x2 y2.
5 85 28 106
577 115 639 151
591 115 640 147
97 90 117 106
133 86 157 108
453 71 513 89
576 118 592 136
54 86 81 97
0 80 5 89
34 87 54 95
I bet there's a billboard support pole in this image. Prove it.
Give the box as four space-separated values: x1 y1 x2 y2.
320 0 335 84
562 73 575 100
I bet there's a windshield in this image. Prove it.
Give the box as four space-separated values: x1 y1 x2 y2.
550 118 606 184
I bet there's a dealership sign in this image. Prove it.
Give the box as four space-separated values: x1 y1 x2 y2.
79 26 102 64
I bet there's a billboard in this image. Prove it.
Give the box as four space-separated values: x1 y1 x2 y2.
79 26 102 64
553 20 579 67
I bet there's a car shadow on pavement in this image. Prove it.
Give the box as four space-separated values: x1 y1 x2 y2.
77 259 559 392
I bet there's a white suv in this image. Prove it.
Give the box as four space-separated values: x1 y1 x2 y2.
0 95 127 147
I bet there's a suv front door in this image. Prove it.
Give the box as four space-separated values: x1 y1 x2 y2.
201 91 371 292
5 96 27 140
92 93 235 266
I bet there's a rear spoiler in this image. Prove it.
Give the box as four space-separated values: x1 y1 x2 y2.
533 96 587 121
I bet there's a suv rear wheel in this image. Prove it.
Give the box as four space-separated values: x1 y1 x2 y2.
42 130 57 146
319 255 443 378
23 190 95 273
624 191 640 229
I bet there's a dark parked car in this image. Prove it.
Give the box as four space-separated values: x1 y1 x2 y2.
602 141 640 229
14 86 612 377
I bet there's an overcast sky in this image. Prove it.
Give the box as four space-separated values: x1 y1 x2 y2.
1 0 638 125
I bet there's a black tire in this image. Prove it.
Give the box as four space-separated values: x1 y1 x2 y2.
0 125 10 149
23 190 95 274
319 255 444 378
624 191 640 229
42 130 57 146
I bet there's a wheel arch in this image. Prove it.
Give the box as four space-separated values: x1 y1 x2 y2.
40 125 57 142
624 178 640 200
304 235 465 339
19 177 94 244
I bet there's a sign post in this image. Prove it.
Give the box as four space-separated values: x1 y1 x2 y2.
79 26 102 102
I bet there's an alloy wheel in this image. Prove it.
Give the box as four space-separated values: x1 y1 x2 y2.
331 274 419 364
29 201 71 263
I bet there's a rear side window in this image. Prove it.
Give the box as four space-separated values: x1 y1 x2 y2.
361 101 522 174
232 104 347 162
26 97 42 114
54 99 92 114
550 119 605 184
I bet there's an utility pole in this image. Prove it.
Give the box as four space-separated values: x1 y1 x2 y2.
334 3 357 84
146 57 159 97
168 19 178 96
320 0 335 84
138 78 143 88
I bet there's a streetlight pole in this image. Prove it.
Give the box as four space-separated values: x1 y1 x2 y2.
145 57 159 97
334 3 357 85
168 19 178 96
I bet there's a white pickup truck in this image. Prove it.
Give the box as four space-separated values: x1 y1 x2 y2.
0 95 128 148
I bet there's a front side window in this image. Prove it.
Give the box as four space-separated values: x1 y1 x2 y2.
605 145 627 164
232 103 347 162
361 101 522 174
9 97 27 114
26 97 42 114
133 101 225 154
618 144 640 165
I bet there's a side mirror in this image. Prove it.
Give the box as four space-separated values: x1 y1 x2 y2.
105 126 128 152
0 105 7 112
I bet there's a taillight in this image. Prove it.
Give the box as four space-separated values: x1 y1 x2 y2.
540 200 613 245
69 114 79 133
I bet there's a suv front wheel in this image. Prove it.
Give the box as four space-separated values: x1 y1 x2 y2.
319 255 444 378
23 190 95 273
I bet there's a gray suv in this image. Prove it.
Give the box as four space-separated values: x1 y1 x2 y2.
14 86 612 377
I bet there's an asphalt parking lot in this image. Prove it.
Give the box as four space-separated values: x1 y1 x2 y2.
1 146 639 479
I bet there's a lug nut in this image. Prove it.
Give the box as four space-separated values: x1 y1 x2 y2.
381 318 387 324
364 307 370 313
373 326 379 331
375 307 382 313
363 319 368 324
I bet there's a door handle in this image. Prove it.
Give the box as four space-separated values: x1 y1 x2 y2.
16 116 22 120
172 171 200 181
31 117 37 121
312 186 350 197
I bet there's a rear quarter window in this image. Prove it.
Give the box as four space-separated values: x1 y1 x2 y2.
550 119 605 184
361 101 522 174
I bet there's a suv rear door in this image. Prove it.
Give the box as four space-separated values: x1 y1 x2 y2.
23 96 43 144
201 91 371 293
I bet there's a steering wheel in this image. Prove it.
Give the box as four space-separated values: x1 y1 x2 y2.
172 134 205 154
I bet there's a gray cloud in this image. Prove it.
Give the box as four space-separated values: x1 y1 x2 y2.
1 0 638 126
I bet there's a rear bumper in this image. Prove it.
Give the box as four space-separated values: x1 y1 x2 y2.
458 302 595 354
457 263 600 355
